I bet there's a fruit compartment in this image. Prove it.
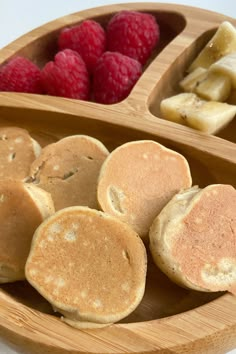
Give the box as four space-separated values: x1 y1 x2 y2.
0 5 186 100
146 15 236 144
148 29 216 113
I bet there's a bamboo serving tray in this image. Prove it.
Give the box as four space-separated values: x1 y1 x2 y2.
0 3 235 354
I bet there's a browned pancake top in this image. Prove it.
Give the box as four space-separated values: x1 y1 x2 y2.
26 207 147 322
30 135 109 210
171 184 236 293
0 127 40 180
97 140 192 238
0 180 45 274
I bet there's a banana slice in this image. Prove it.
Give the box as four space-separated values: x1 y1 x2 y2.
160 93 193 125
188 21 236 72
179 67 207 92
195 71 231 101
209 52 236 88
160 92 236 134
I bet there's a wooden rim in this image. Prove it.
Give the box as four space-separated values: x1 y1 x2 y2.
0 289 235 353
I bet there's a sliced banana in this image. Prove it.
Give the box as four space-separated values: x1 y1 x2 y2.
160 92 195 125
160 92 236 134
188 21 236 72
209 52 236 88
195 71 231 101
179 67 207 92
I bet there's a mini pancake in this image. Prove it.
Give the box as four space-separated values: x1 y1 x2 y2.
0 126 41 181
97 140 192 240
30 135 109 211
25 206 147 327
149 184 236 294
0 180 55 283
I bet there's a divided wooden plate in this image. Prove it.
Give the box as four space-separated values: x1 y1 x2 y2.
0 3 235 354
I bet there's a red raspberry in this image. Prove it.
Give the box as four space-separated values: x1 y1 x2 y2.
58 20 106 73
41 49 90 100
0 56 43 94
93 52 142 104
107 11 160 65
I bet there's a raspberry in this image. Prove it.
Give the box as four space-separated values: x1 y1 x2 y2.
107 11 160 65
41 49 90 100
0 56 43 94
93 52 142 104
58 20 106 73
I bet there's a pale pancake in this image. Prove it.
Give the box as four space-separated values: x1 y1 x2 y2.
0 180 54 283
30 135 109 211
0 126 41 181
97 140 192 240
25 207 147 327
149 184 236 294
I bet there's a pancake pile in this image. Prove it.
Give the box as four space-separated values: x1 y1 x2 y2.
0 126 41 181
30 135 109 210
0 125 235 329
0 180 54 282
97 140 192 240
149 184 236 294
25 207 147 327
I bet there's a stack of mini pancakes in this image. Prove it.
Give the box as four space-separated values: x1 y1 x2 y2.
0 126 235 329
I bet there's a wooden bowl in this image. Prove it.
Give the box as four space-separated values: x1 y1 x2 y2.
0 3 235 354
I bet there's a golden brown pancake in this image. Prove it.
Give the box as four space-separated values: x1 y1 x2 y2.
97 140 192 240
0 126 41 181
25 207 147 327
149 184 236 294
0 180 55 283
30 135 109 211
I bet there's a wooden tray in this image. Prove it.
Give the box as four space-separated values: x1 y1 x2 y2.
0 3 235 354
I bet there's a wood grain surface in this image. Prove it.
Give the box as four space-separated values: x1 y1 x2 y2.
0 3 235 354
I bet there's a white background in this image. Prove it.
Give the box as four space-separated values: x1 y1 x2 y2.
0 0 236 353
